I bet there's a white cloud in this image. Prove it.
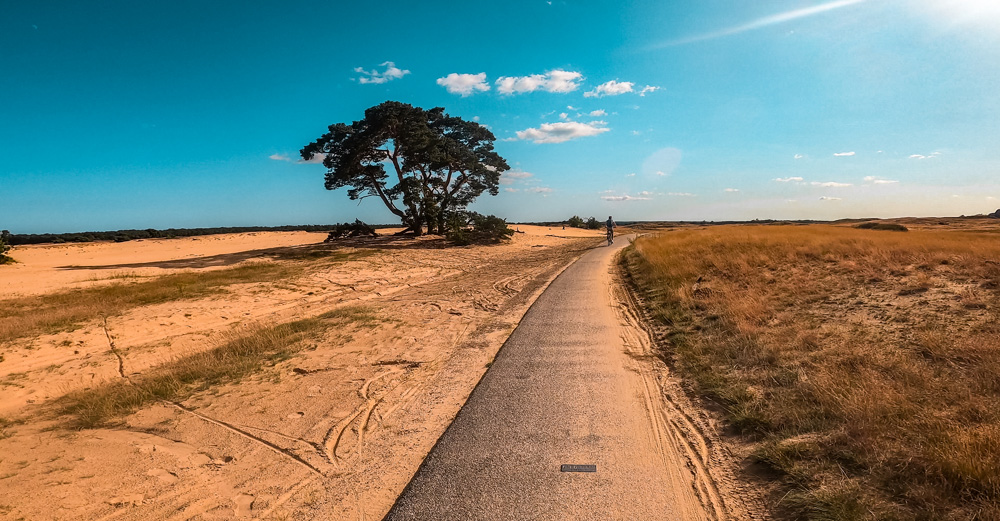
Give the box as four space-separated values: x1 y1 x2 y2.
811 181 852 187
504 188 519 193
833 151 855 157
496 69 583 95
513 121 609 144
774 176 803 182
602 194 651 201
588 109 607 117
863 176 899 184
631 130 641 136
668 192 696 197
794 154 804 159
559 112 569 120
625 173 636 177
500 169 534 185
656 171 667 176
909 152 941 160
531 187 554 193
269 153 291 162
638 85 660 96
355 61 410 84
725 188 740 192
298 153 326 164
819 196 842 201
584 80 634 98
436 73 490 96
567 105 578 111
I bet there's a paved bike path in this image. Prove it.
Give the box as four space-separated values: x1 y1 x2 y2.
383 236 707 520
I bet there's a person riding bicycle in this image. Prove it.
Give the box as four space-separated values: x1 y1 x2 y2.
606 216 617 245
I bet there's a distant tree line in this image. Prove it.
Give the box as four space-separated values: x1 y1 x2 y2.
5 225 346 246
566 216 603 230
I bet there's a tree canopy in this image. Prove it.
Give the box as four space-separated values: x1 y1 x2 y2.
301 101 509 235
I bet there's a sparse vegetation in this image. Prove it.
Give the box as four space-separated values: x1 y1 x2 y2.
1 261 320 343
58 306 378 428
624 225 1000 520
566 215 585 228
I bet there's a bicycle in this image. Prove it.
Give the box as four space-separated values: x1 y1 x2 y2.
606 227 614 246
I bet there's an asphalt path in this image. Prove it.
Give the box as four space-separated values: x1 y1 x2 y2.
383 235 709 521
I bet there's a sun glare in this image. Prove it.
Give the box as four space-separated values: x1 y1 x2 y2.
925 0 1000 24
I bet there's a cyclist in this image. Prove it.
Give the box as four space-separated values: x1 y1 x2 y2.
605 216 617 245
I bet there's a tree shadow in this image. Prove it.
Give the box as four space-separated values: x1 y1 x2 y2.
56 235 451 270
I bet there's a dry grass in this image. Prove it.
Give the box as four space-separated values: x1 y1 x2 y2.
0 253 367 343
624 225 1000 521
57 306 378 428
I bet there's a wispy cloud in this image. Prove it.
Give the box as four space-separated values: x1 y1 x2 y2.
774 176 804 182
909 152 942 160
513 121 609 143
864 176 899 184
833 151 856 157
500 169 534 185
638 85 660 96
436 72 490 96
653 0 867 47
585 80 634 98
496 69 583 94
724 188 740 192
811 181 852 187
530 187 554 193
588 109 607 117
819 196 842 201
668 192 696 197
354 61 410 84
269 153 291 162
794 154 804 159
602 194 651 201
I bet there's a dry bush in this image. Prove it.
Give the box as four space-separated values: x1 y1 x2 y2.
625 225 1000 520
57 306 378 428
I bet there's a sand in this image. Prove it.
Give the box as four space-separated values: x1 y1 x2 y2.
0 226 604 520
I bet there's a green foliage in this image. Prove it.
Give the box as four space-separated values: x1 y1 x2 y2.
567 215 585 228
0 230 12 264
585 217 601 230
446 212 515 245
856 222 909 232
302 101 509 235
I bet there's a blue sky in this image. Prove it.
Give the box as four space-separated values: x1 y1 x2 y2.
2 0 999 233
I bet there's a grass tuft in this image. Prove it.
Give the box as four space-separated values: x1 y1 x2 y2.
57 306 377 428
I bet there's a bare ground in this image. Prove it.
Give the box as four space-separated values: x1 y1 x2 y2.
0 228 603 520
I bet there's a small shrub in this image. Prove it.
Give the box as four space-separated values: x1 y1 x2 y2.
856 222 908 232
0 230 12 264
324 219 378 241
585 217 601 230
567 215 585 228
446 212 514 245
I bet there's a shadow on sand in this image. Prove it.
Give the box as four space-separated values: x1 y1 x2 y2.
56 235 451 271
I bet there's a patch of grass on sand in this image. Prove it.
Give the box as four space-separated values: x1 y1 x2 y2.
0 252 368 343
624 225 1000 521
58 306 378 428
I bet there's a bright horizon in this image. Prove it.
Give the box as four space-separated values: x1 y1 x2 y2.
3 0 1000 234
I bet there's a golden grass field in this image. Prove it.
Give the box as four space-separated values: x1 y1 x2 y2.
624 221 1000 520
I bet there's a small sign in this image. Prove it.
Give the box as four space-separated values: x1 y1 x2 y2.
560 464 597 473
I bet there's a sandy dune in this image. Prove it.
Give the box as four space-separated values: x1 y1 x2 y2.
0 226 604 520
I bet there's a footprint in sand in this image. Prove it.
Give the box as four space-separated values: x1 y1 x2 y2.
286 411 305 419
233 494 255 516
